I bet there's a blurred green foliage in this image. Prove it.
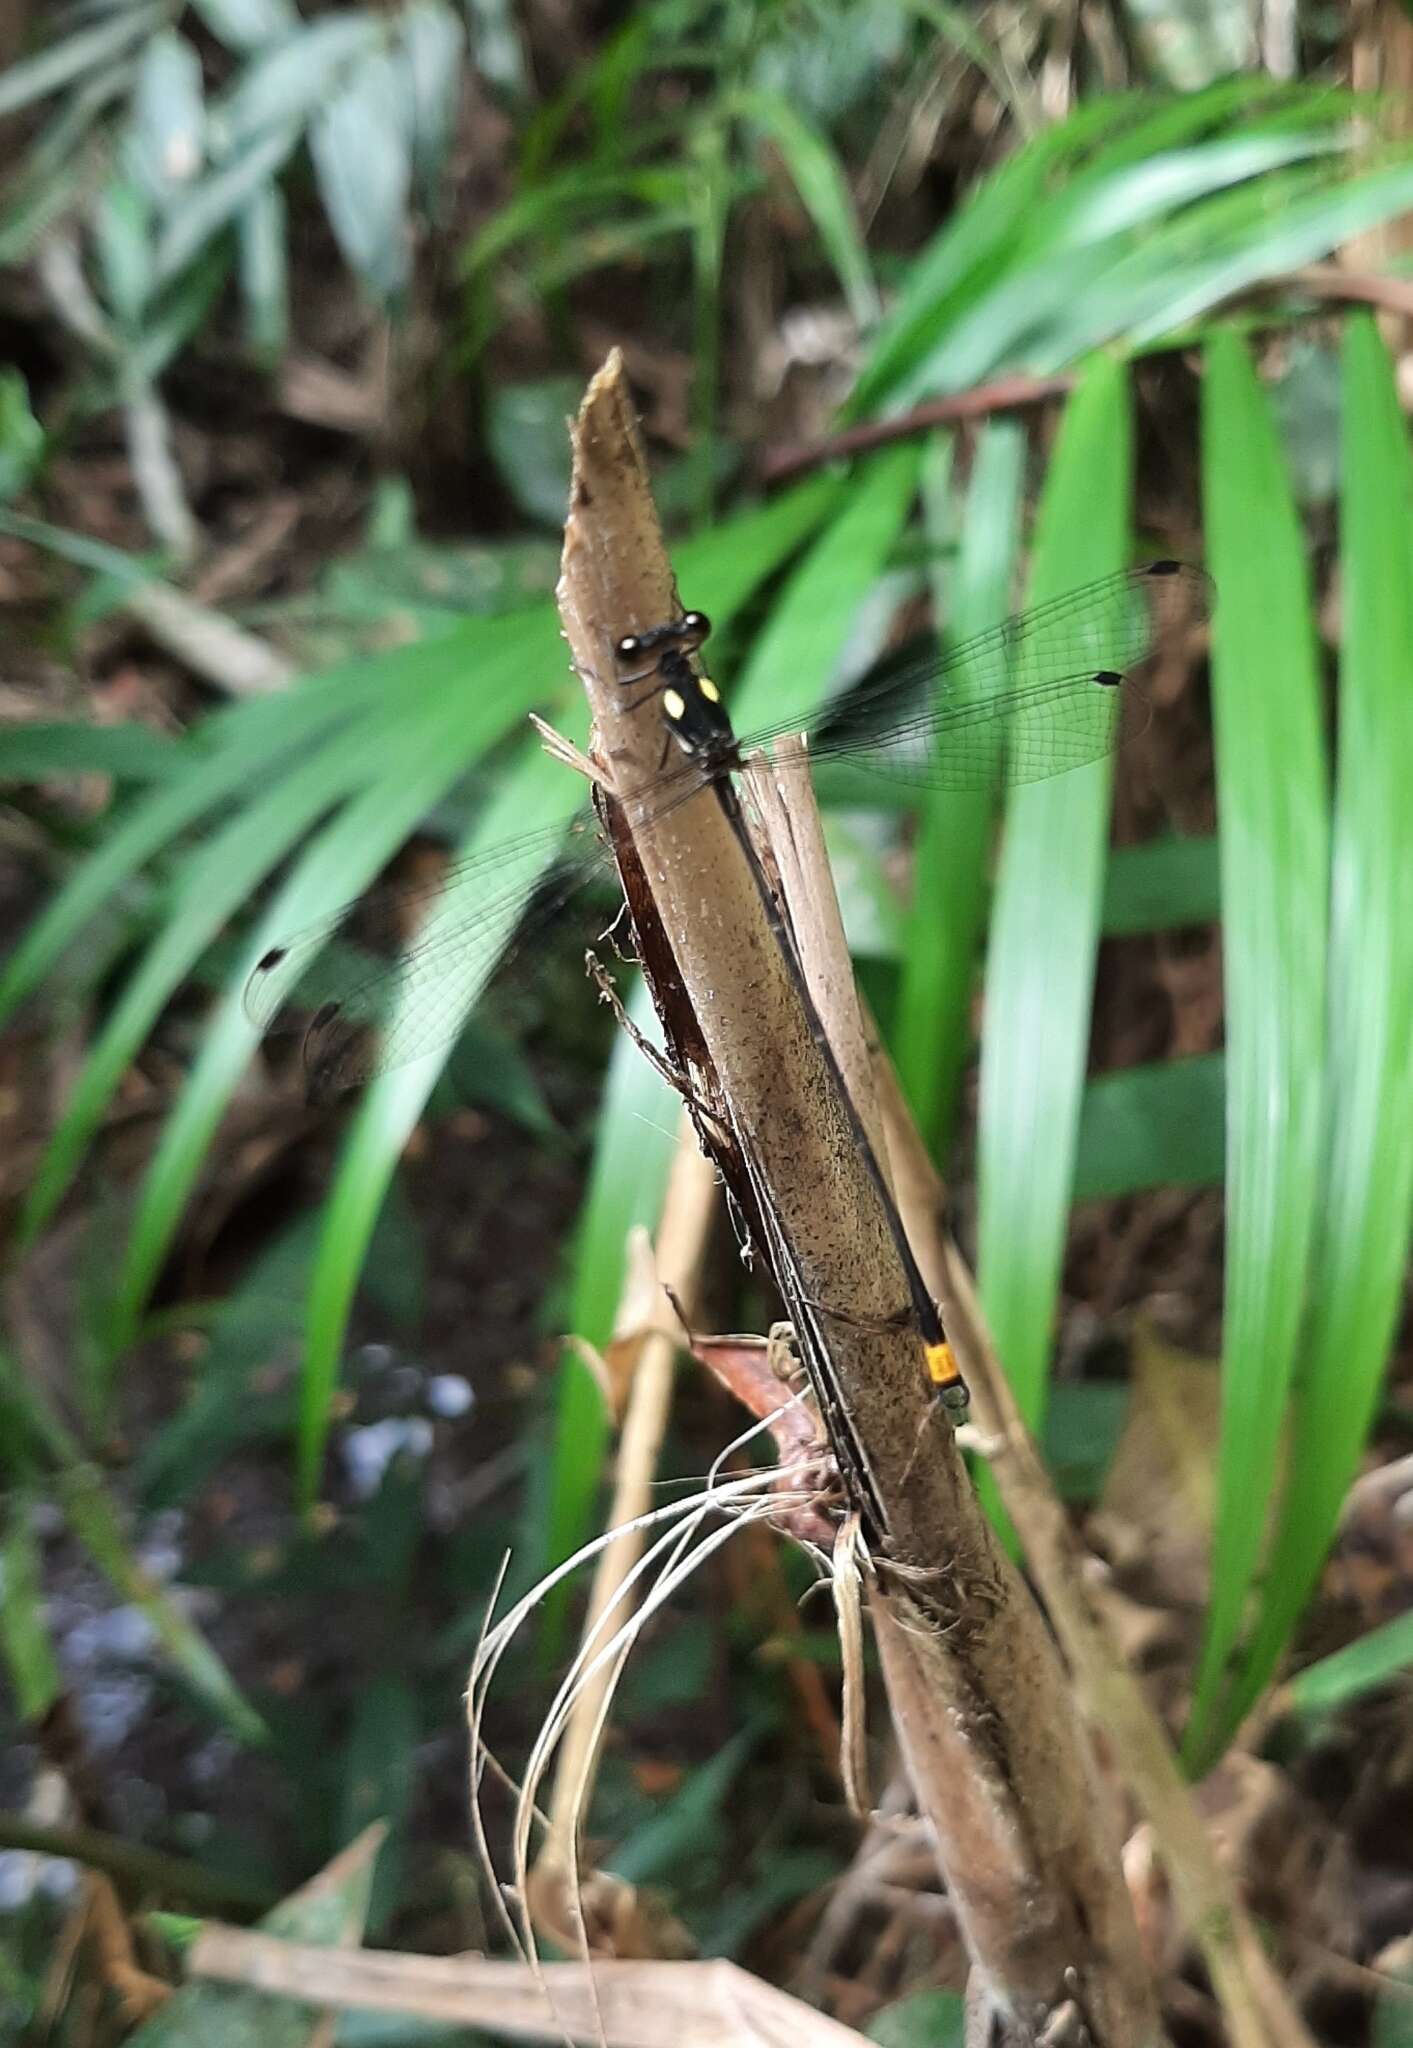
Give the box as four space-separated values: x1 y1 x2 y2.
2 2 1412 2013
1 0 467 552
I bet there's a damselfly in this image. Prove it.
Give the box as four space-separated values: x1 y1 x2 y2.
246 560 1208 1116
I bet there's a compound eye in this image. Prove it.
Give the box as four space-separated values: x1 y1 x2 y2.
681 610 710 637
615 634 642 661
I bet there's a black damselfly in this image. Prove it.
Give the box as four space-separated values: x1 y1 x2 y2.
246 560 1207 1118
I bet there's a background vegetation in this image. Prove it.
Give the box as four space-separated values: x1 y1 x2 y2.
3 2 1413 2042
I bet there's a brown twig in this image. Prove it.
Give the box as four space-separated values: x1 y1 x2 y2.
760 372 1076 484
0 1813 278 1915
85 1872 171 2025
529 1125 718 1955
760 739 1159 2046
191 1931 874 2046
867 1056 1322 2048
559 353 1159 2047
557 362 937 1541
761 264 1413 486
1290 260 1413 318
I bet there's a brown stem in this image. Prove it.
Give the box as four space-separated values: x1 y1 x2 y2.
0 1814 277 1915
558 353 1160 2047
1288 262 1413 317
760 373 1076 484
529 1127 718 1956
762 264 1413 486
868 1056 1322 2048
762 736 1161 2047
191 1931 876 2044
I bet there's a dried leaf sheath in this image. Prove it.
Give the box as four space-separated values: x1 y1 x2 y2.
557 352 1160 2045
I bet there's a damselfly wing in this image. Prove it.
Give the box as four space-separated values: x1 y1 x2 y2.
245 559 1208 1098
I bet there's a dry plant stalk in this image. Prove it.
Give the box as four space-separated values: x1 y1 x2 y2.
191 1928 872 2046
768 731 1317 2048
864 1067 1321 2048
557 352 1158 2047
530 1124 717 1955
743 713 1310 2047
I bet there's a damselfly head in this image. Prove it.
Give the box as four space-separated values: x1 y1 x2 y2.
614 612 712 664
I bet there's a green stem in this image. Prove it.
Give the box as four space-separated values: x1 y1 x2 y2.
0 1815 277 1916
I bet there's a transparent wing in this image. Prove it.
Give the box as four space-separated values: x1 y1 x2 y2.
751 559 1210 792
243 809 611 1096
245 561 1209 1099
243 764 719 1098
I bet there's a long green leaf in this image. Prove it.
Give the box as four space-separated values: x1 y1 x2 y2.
0 1346 266 1747
290 479 846 1501
1073 1054 1225 1201
1085 158 1413 360
0 1492 60 1720
108 611 561 1356
1287 1610 1413 1717
976 359 1130 1532
236 177 289 361
400 0 466 200
0 667 384 1032
1101 834 1220 934
727 443 922 732
0 2 163 119
848 93 1144 416
460 164 693 283
1229 316 1413 1734
20 621 549 1248
541 978 679 1655
892 421 1023 1154
309 47 412 302
1043 131 1337 251
0 722 180 782
132 29 206 206
1054 75 1326 177
1184 333 1327 1770
854 81 1341 413
1133 156 1413 341
733 88 879 330
919 141 1354 400
296 733 589 1503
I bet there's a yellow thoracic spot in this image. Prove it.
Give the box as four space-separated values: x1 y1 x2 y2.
699 675 721 704
662 687 686 721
